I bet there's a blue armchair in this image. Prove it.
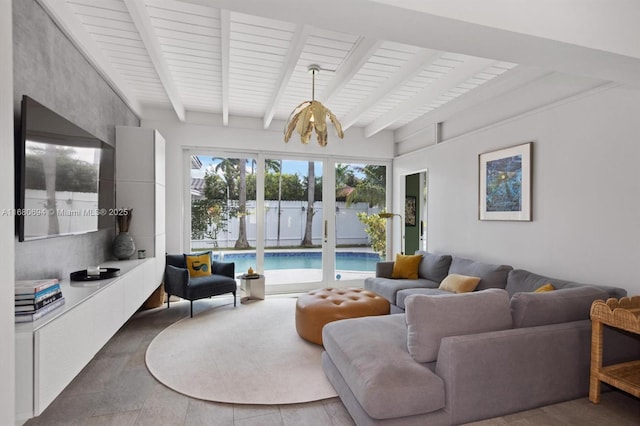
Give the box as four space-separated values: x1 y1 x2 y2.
164 254 237 317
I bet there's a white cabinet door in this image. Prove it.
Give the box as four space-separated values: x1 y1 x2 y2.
123 265 145 318
93 279 125 350
34 300 95 414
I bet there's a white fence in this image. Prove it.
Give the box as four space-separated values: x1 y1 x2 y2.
23 189 99 237
192 200 380 249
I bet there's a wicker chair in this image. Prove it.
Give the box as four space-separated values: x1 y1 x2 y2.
164 254 237 317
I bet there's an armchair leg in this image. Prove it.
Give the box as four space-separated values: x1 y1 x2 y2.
167 294 170 309
190 300 193 318
233 290 237 307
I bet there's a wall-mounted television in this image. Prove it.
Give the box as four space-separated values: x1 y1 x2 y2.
16 95 115 241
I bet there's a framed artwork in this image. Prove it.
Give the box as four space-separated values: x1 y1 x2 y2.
405 196 416 226
479 142 532 221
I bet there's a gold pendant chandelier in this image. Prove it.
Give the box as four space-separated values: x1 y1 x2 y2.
284 64 344 147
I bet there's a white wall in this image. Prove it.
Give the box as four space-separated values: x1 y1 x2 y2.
142 113 395 253
396 85 640 295
0 1 15 424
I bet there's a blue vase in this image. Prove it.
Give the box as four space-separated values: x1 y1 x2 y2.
113 231 136 260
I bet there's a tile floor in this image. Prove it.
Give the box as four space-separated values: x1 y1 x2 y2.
24 297 640 425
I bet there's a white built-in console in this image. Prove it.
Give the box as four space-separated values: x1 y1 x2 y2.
15 259 158 422
15 127 167 424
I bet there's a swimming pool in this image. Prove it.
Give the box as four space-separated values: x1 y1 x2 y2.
216 251 381 273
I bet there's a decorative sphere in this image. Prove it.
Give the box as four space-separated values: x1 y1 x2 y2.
336 274 341 280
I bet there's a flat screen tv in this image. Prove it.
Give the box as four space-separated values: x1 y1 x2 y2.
16 95 115 241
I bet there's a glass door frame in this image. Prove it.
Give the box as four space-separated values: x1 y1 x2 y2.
183 148 392 293
328 157 393 287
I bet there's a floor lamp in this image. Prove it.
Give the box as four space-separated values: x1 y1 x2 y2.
379 212 404 255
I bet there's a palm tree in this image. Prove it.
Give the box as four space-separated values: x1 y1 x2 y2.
345 165 386 208
335 163 356 202
235 158 250 248
301 161 315 247
264 159 283 246
213 158 238 197
213 157 250 249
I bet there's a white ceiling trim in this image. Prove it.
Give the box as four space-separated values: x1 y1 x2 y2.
38 0 142 117
263 25 311 130
123 0 185 121
220 9 230 126
365 56 495 137
341 48 440 130
319 37 382 104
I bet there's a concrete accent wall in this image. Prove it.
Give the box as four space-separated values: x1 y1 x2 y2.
13 0 139 280
0 1 15 423
395 85 640 295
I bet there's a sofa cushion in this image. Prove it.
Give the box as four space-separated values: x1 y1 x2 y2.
438 274 480 293
322 315 445 419
396 288 452 310
415 251 452 282
510 286 609 328
449 257 512 290
391 254 423 279
405 289 512 363
506 269 572 295
506 269 627 298
364 277 438 306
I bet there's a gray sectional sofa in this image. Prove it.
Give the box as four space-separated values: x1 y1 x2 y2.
365 251 627 313
322 252 639 425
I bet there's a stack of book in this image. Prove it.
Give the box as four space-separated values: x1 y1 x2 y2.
15 278 65 323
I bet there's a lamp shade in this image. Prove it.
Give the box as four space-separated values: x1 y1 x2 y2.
284 64 343 146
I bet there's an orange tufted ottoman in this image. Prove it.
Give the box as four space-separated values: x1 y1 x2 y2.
295 288 390 345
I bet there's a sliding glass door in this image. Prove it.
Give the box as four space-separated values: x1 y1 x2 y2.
189 154 257 271
334 162 387 283
187 150 390 293
263 157 324 288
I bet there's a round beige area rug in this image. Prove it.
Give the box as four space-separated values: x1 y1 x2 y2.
145 297 337 404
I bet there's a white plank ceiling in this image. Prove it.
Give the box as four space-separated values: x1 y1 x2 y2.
42 0 519 138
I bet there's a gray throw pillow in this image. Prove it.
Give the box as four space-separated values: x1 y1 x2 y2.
449 257 512 290
405 289 512 363
415 251 452 282
510 286 609 328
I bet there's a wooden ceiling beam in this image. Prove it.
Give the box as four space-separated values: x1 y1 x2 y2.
220 9 230 126
124 0 186 121
319 37 382 104
365 56 495 138
340 48 440 131
263 25 311 130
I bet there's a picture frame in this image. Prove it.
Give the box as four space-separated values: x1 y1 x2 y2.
405 196 416 226
479 142 532 221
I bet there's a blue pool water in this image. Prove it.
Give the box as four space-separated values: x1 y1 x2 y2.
214 251 381 273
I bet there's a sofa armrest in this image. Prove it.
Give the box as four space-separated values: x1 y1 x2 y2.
434 321 640 425
375 261 394 278
212 260 235 278
164 264 189 296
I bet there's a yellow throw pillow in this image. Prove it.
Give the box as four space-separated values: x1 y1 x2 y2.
184 252 212 277
439 274 481 293
391 254 423 279
534 283 555 292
